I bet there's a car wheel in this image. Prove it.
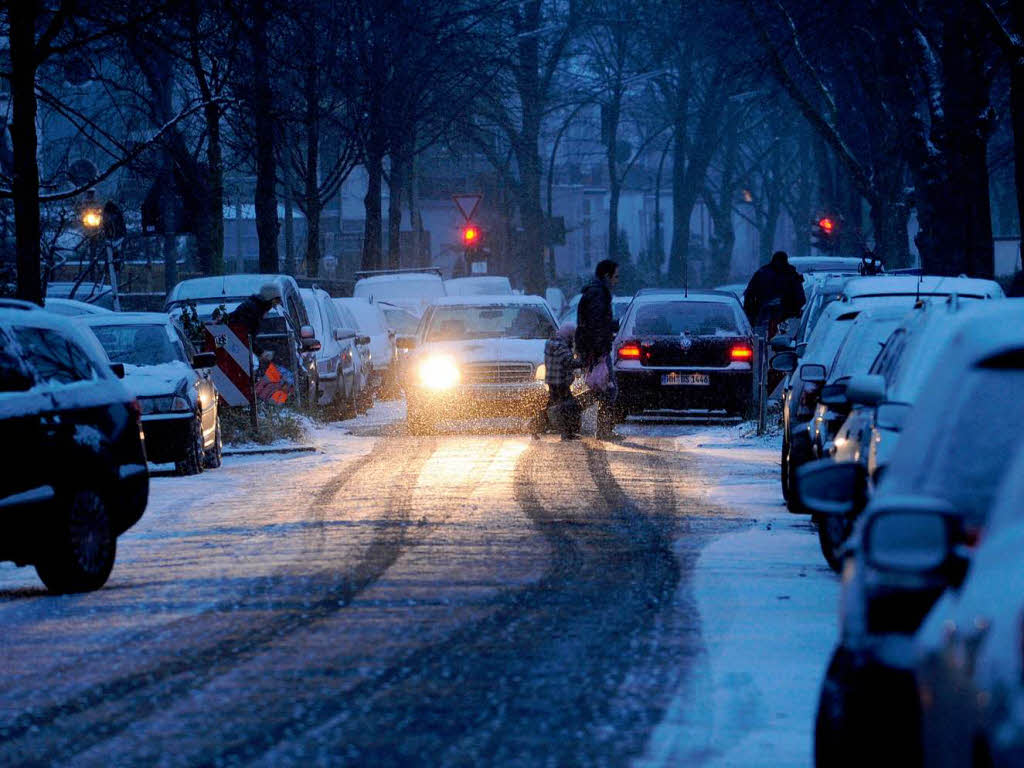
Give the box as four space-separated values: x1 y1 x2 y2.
781 434 792 501
176 415 205 476
815 513 852 573
35 489 116 593
815 648 854 767
203 416 223 469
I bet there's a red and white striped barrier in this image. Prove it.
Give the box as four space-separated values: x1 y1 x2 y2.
203 322 255 407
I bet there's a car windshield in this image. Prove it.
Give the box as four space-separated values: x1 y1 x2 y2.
382 308 419 335
912 365 1024 525
829 318 902 378
425 305 555 341
631 301 739 336
302 295 326 340
90 323 185 366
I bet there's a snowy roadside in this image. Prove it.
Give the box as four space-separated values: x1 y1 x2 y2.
637 424 838 768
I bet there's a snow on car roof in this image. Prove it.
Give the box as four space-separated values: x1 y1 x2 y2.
43 298 114 316
78 311 175 327
634 289 740 304
168 274 297 302
843 275 1004 299
356 272 443 284
430 294 549 307
788 256 862 273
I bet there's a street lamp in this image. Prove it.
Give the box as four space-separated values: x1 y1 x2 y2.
82 208 103 230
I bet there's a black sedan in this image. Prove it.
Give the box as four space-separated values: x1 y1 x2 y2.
0 302 148 593
612 290 754 419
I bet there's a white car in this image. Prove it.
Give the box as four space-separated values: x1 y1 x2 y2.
352 271 446 316
401 294 558 433
43 298 114 316
300 288 367 419
80 312 221 475
333 297 397 396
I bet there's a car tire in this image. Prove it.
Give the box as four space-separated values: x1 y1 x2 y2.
35 489 116 593
176 415 205 476
203 416 223 469
815 513 851 573
781 434 792 502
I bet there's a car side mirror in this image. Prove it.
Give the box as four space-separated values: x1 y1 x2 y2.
770 334 795 352
846 374 886 407
334 327 357 341
864 499 957 574
819 382 848 406
357 335 372 347
109 362 126 379
771 350 798 373
191 352 217 370
793 459 868 516
876 401 912 432
799 363 827 383
300 324 316 340
396 337 417 351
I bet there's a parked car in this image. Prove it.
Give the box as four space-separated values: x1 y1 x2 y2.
353 269 446 317
801 306 910 569
81 312 221 475
334 297 398 398
43 298 114 317
558 294 631 326
44 281 115 309
796 299 1024 766
0 301 148 593
300 288 367 419
400 294 557 434
444 276 513 296
612 289 754 419
774 275 1004 504
166 274 319 410
913 444 1024 768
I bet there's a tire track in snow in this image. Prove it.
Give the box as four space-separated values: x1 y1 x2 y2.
0 439 435 763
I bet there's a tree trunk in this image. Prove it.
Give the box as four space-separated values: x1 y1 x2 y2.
204 80 224 275
252 0 279 274
282 149 295 274
387 153 406 270
1010 59 1024 241
361 145 384 271
606 90 622 262
302 65 321 278
10 2 42 304
870 197 911 269
669 102 690 284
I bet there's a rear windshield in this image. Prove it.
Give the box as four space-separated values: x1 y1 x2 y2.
631 301 740 336
90 323 186 367
425 305 554 341
382 308 419 335
912 366 1024 524
355 278 444 301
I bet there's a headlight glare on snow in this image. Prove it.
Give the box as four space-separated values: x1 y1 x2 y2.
417 355 460 390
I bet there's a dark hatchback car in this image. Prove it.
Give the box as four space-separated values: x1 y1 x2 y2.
0 302 148 593
612 290 754 419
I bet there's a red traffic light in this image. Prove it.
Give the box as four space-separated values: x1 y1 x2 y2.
462 226 479 245
818 217 835 234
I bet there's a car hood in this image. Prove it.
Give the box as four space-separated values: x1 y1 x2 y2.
120 361 194 398
417 338 545 365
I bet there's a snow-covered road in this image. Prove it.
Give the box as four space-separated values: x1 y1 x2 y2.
0 404 837 766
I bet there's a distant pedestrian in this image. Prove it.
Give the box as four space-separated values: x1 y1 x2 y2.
743 251 806 336
227 282 282 363
543 322 582 440
576 259 620 439
859 250 884 276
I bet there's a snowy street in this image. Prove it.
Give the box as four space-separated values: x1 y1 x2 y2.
0 405 836 767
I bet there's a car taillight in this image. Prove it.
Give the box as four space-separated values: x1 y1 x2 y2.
730 345 753 361
618 343 642 360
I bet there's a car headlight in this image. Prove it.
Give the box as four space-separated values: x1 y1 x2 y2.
417 355 460 390
534 364 546 381
138 395 191 414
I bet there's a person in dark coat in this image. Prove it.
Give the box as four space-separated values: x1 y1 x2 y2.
576 259 620 439
743 250 806 333
226 282 282 362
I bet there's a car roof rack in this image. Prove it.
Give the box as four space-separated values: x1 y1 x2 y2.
354 267 442 279
0 298 41 311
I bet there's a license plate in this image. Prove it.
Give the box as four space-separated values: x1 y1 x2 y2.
662 372 710 386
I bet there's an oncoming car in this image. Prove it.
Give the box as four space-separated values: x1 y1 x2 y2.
401 295 557 433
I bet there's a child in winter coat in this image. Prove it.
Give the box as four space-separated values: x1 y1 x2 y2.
542 322 582 440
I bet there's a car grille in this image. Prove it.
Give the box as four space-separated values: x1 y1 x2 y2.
462 362 534 385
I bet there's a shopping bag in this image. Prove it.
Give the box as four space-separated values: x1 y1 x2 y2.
585 358 610 393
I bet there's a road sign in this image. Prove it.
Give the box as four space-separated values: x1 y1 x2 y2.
452 193 482 222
